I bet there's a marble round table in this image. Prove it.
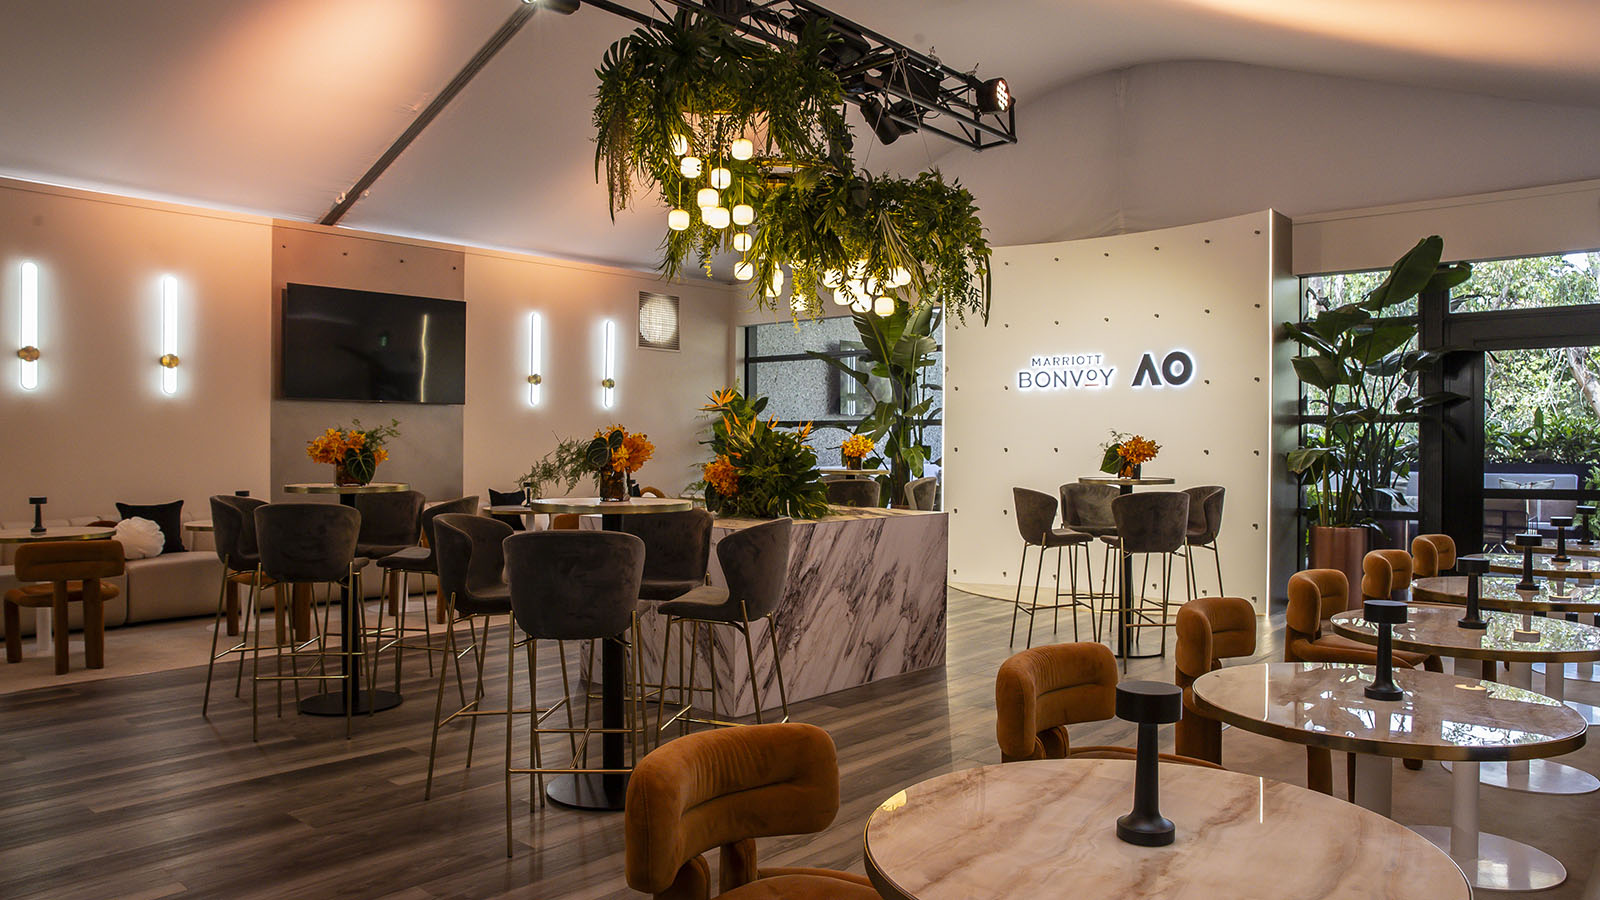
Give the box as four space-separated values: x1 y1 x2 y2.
184 519 213 533
0 525 117 657
1191 661 1587 891
1077 475 1176 660
489 496 691 812
862 759 1470 900
282 481 410 506
818 466 887 479
1460 551 1600 579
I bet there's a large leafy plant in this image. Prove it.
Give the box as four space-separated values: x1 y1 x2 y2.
809 303 940 505
700 387 829 519
1284 236 1471 527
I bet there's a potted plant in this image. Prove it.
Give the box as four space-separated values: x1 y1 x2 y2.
517 436 592 501
1283 236 1471 587
1100 431 1160 479
305 419 399 486
700 387 828 519
583 425 654 501
840 434 875 471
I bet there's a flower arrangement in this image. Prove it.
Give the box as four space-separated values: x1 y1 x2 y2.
306 419 399 486
1100 431 1160 479
585 425 654 500
700 387 828 519
841 433 875 470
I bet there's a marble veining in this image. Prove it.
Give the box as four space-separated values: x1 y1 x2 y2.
863 759 1470 900
1464 552 1600 578
1414 575 1600 613
1191 662 1587 760
1331 606 1600 661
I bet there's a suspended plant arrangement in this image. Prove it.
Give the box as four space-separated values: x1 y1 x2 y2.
592 12 992 323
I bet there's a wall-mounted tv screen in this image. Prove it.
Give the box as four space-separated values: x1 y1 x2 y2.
281 283 466 404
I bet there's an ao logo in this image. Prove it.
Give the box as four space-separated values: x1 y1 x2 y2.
1131 350 1195 388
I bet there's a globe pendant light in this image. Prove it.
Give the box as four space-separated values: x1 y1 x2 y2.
667 208 690 230
730 138 754 160
680 155 703 178
791 295 807 314
831 290 850 306
696 187 719 209
732 231 753 252
891 266 912 287
865 276 879 294
704 206 731 229
851 295 871 313
710 167 732 190
734 262 755 281
873 295 895 316
731 203 754 226
842 279 865 303
765 267 785 298
823 269 843 289
670 133 690 156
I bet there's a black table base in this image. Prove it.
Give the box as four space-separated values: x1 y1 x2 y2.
299 689 402 716
546 773 630 810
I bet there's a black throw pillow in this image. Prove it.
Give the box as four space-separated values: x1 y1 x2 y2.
115 500 186 554
487 488 527 532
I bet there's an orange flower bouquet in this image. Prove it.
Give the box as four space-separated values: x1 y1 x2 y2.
1099 431 1159 479
587 425 654 500
840 434 876 470
306 419 400 486
699 387 827 519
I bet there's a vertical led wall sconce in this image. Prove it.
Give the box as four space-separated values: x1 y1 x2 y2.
526 311 543 407
158 274 179 395
600 318 616 409
17 261 39 390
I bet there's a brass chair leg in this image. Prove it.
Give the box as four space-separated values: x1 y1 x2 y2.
203 565 230 716
558 638 577 759
504 617 517 858
1009 544 1026 647
766 614 790 723
739 614 763 725
423 594 457 800
654 616 674 747
527 637 539 808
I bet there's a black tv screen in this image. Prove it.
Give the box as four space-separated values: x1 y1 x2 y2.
281 283 466 404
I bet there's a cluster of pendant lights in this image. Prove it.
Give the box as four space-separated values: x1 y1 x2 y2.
665 132 912 316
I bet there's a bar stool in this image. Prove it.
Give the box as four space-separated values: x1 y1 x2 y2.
655 518 793 734
4 540 124 675
1103 491 1192 667
1010 488 1093 648
824 478 879 507
622 509 713 726
1173 595 1257 764
375 495 479 686
1060 482 1120 618
1410 533 1457 577
1181 485 1226 596
504 529 646 854
251 503 366 741
202 494 284 716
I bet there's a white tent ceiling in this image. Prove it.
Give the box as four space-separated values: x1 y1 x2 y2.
2 0 1598 271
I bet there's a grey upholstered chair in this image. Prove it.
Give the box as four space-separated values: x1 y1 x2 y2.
904 476 939 510
251 502 365 740
622 509 714 602
825 478 881 508
1104 492 1192 669
375 495 480 688
425 513 516 799
1010 488 1094 649
503 530 646 855
354 490 426 558
1182 485 1226 597
203 494 275 716
1061 482 1121 616
655 518 794 738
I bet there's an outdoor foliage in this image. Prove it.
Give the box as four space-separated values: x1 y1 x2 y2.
700 387 828 519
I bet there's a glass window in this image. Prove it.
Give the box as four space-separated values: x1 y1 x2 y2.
1450 251 1600 314
1301 268 1409 319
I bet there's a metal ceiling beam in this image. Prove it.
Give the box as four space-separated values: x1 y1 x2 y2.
319 2 542 226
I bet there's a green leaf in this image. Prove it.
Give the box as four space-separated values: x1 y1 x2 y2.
1362 235 1443 311
1291 355 1346 392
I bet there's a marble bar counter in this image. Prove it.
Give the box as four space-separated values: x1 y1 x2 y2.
638 506 948 718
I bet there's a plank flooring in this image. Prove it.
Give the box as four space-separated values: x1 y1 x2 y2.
0 589 1592 899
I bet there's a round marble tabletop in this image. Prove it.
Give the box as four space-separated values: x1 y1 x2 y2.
1460 552 1600 578
0 525 115 543
1414 575 1600 614
1077 475 1176 486
184 520 214 532
862 759 1470 900
487 496 692 516
818 466 887 477
1330 606 1600 663
282 482 410 494
1190 662 1585 761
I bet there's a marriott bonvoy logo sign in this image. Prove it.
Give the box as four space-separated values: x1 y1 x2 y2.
1017 350 1195 391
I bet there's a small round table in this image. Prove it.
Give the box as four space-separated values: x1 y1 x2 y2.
818 466 887 480
0 526 116 658
281 482 411 719
1459 551 1600 579
1191 661 1587 891
491 496 692 812
862 758 1470 900
184 520 213 533
1077 475 1175 659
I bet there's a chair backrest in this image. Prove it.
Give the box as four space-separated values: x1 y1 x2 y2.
209 494 266 568
504 530 644 641
433 513 512 612
419 496 481 548
825 479 880 508
254 503 360 584
13 540 125 582
1174 596 1256 686
639 485 667 498
548 513 580 530
1182 485 1225 543
1060 482 1118 529
1361 548 1413 601
354 490 426 546
1411 533 1456 578
624 723 840 898
1284 568 1349 649
995 641 1117 762
623 508 714 584
1012 487 1057 545
1112 492 1189 554
718 517 792 620
904 476 938 510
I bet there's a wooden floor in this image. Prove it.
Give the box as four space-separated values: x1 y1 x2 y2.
0 590 1590 899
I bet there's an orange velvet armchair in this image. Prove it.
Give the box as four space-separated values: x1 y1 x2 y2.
624 723 877 900
1173 596 1257 764
1360 548 1414 601
1411 534 1457 578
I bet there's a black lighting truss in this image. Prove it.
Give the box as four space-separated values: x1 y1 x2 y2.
581 0 1018 151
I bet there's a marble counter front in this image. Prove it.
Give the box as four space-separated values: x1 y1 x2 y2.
635 506 948 718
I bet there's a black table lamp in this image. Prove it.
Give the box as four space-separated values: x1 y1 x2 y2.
1513 532 1542 591
1363 599 1407 701
234 490 251 497
28 496 46 534
1456 557 1489 630
1113 681 1183 847
1576 505 1596 546
1549 515 1574 563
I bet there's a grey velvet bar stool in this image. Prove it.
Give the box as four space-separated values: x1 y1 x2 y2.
1010 488 1094 648
824 478 881 508
904 475 939 510
376 495 480 688
655 517 794 737
1182 485 1226 597
1102 491 1192 670
1061 482 1121 617
202 494 281 716
503 530 645 855
621 509 714 720
356 490 424 688
250 502 366 740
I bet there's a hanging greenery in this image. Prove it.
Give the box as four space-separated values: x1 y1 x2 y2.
592 12 992 323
